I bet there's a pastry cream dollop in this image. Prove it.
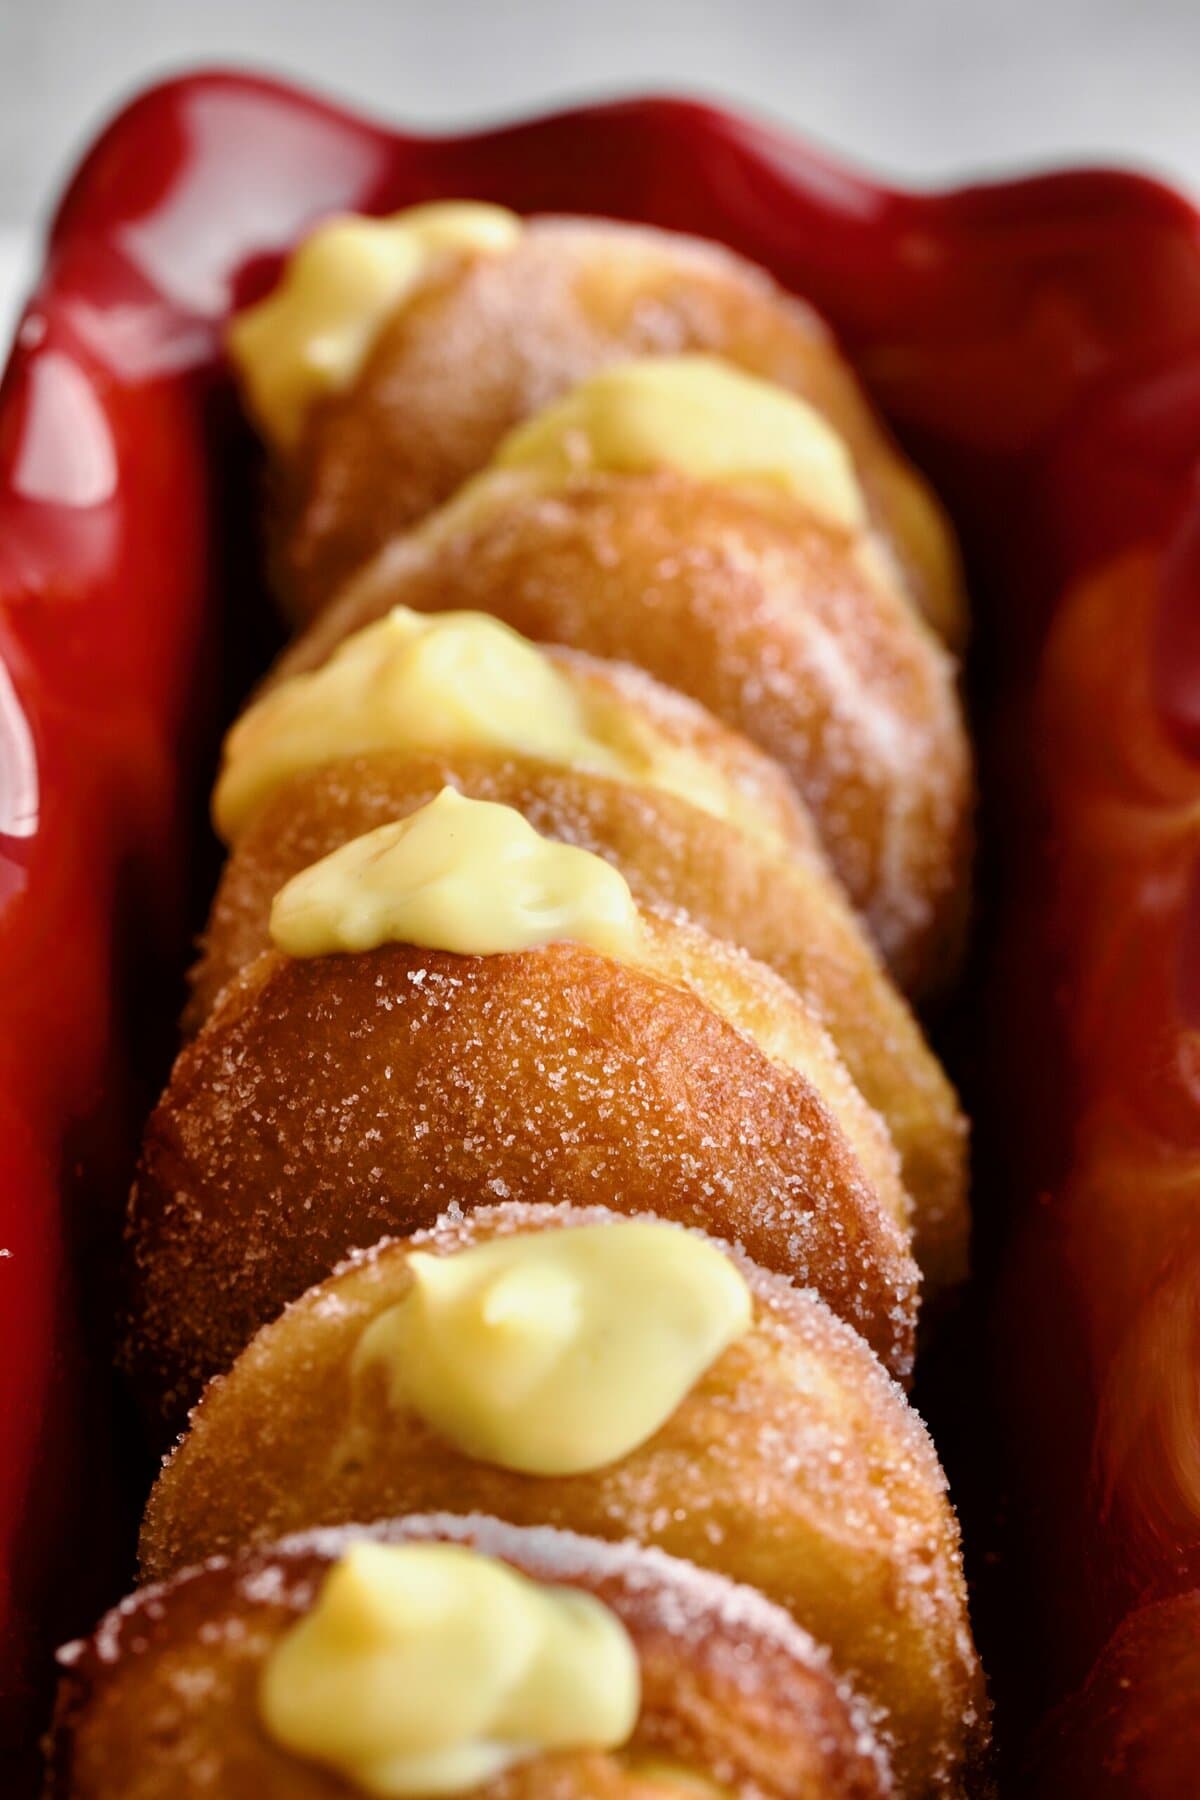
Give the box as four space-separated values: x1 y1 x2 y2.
212 607 764 845
268 787 641 961
485 353 867 533
229 202 521 451
259 1540 639 1795
353 1221 752 1475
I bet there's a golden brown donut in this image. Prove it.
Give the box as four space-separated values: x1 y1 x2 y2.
283 473 970 997
215 623 824 867
49 1515 891 1799
190 741 967 1294
125 904 919 1427
272 214 964 646
141 1204 988 1795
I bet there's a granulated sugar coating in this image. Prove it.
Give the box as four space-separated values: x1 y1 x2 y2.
49 1514 893 1798
139 1202 987 1793
124 913 919 1430
280 215 965 655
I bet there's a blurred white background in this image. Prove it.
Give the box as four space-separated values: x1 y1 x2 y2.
1 0 1198 344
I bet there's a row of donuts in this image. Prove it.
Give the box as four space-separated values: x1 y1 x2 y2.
49 209 987 1796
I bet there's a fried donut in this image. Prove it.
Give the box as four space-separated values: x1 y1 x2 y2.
211 611 821 864
192 628 966 1291
244 211 963 645
280 382 970 995
125 806 919 1423
140 1204 987 1795
49 1516 891 1799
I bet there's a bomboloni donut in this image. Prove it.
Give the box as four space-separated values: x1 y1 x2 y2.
210 606 821 863
140 1205 987 1794
193 610 967 1291
228 206 964 645
124 792 919 1425
49 1515 892 1798
279 359 971 994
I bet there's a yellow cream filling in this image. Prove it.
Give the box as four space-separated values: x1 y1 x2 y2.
354 1221 752 1475
268 787 641 961
213 606 768 846
229 202 521 451
259 1541 639 1796
480 353 867 532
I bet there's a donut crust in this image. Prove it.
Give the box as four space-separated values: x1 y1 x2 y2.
50 1515 890 1799
285 475 970 995
278 215 964 647
141 1203 987 1795
190 746 966 1292
125 916 918 1426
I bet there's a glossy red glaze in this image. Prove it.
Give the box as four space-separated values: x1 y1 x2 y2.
1091 1238 1200 1616
0 66 1198 1781
1024 1591 1200 1796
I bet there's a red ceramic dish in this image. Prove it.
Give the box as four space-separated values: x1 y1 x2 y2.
0 67 1198 1789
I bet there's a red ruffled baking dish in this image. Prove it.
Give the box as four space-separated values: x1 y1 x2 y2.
1 68 1198 1790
